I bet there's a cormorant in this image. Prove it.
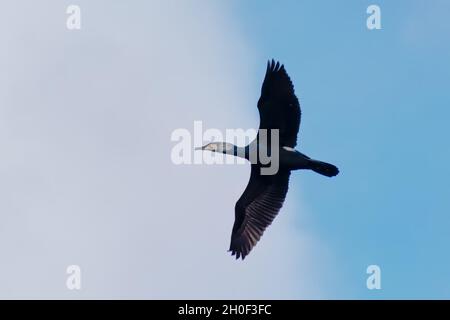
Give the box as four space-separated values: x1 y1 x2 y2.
198 60 339 259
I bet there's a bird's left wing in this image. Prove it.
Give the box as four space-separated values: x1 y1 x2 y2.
229 166 290 259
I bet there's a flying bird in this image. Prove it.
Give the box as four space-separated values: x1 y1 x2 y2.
197 60 339 259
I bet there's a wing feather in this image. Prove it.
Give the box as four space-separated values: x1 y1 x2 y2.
229 167 290 259
257 59 301 148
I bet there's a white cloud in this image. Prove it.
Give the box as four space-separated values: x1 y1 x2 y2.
0 0 330 298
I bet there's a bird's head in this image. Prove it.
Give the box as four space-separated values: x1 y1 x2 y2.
196 142 234 154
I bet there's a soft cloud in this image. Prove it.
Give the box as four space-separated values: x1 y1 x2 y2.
0 0 330 298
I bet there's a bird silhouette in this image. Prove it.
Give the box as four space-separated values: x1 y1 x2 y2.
197 60 339 259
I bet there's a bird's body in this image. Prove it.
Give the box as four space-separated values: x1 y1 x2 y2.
274 146 310 170
198 60 339 259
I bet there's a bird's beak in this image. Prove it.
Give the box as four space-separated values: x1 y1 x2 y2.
195 146 204 151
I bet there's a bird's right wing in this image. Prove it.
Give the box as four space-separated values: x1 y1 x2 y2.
257 59 301 148
229 166 290 259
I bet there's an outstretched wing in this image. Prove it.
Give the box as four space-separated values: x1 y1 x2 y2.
257 59 301 148
229 166 290 259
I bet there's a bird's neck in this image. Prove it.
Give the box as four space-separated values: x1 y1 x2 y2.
223 145 248 159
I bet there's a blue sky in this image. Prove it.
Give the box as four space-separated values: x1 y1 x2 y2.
231 0 450 298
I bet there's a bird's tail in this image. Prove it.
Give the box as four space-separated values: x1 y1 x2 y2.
308 159 339 177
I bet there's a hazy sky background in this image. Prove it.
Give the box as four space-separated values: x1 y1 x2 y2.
1 1 449 299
